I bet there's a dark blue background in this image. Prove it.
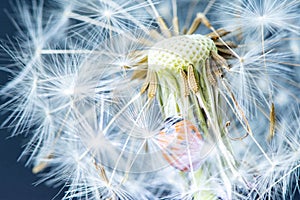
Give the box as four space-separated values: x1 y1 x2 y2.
0 1 64 200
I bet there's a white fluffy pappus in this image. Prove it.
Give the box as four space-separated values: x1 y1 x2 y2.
1 0 300 199
215 0 300 36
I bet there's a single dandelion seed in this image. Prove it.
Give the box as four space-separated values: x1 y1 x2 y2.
268 102 276 141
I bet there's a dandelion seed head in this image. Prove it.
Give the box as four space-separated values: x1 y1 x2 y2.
2 0 300 199
148 34 217 72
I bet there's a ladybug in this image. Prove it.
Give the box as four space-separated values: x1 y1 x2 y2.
156 116 204 172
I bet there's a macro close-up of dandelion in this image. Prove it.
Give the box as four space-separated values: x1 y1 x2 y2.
1 0 300 199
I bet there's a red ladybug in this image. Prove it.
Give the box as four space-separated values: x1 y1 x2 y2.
156 116 204 172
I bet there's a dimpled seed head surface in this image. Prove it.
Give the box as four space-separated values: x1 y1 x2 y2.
148 34 217 72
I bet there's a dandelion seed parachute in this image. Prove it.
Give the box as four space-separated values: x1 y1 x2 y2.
215 0 300 36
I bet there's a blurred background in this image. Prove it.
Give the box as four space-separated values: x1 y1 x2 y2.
0 1 64 199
